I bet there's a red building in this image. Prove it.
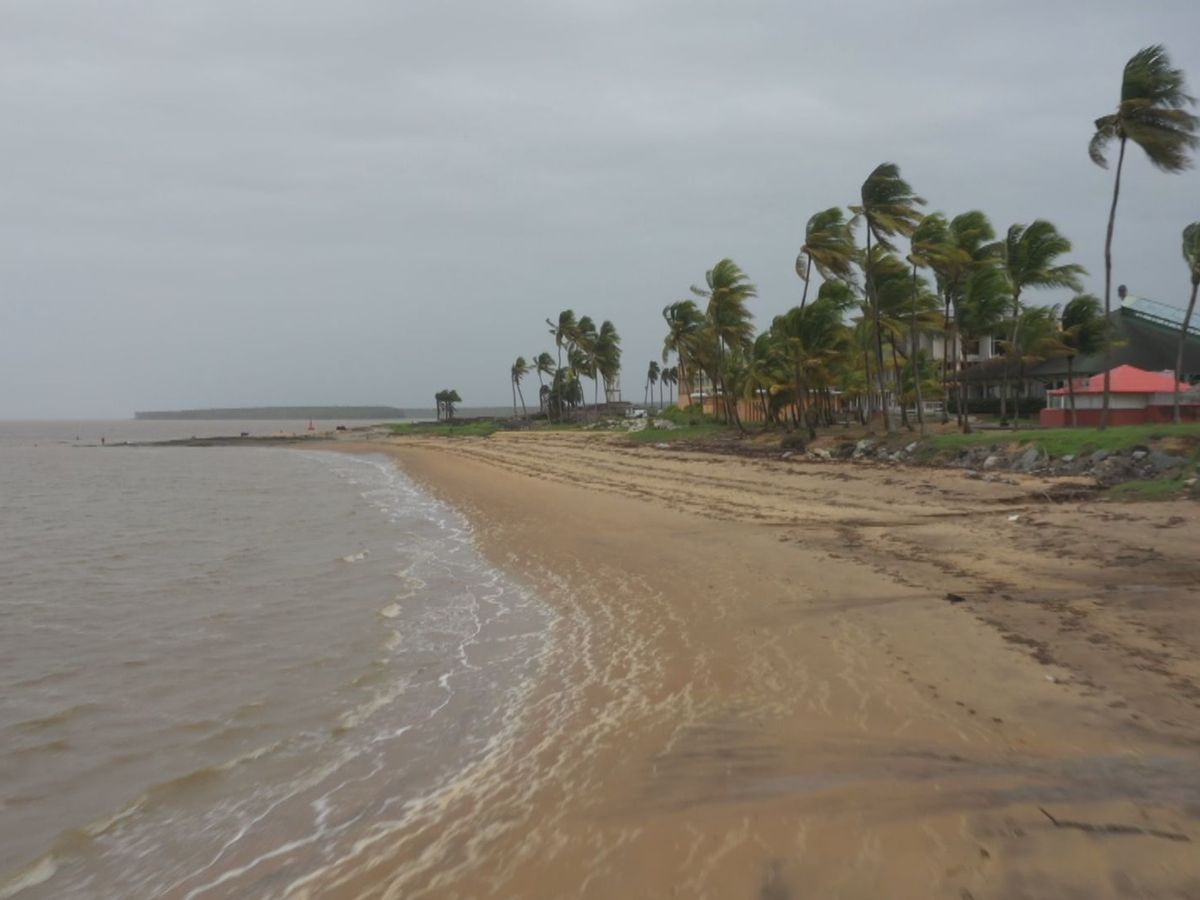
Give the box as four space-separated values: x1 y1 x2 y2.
1040 365 1200 427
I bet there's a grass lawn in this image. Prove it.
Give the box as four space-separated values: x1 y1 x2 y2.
1104 476 1194 501
927 422 1200 458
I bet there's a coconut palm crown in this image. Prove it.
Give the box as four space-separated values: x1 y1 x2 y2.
795 207 859 309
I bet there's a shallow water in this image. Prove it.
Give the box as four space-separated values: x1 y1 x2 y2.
0 425 548 898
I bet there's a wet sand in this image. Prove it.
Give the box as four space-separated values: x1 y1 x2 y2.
320 432 1200 899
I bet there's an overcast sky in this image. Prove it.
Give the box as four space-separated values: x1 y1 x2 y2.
2 1 1198 418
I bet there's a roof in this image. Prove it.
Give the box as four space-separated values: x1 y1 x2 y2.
1030 305 1200 381
1047 365 1191 396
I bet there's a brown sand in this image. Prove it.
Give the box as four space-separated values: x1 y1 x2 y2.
314 432 1200 900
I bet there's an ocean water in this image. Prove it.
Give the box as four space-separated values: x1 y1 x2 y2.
0 422 549 898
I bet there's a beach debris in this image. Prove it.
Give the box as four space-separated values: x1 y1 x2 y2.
945 592 967 604
1007 514 1021 522
1039 807 1190 843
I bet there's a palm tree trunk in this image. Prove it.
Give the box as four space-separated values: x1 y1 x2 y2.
861 346 873 427
866 229 894 433
953 305 971 434
800 256 812 311
1100 136 1127 431
890 335 910 430
518 384 528 419
511 380 517 418
940 293 951 424
1067 356 1078 428
1175 279 1199 423
911 265 926 435
1001 288 1021 427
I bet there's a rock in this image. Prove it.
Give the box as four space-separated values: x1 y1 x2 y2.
945 592 967 604
852 438 876 459
1131 449 1148 461
781 451 794 459
1015 446 1042 472
1061 454 1075 464
809 447 832 460
905 441 920 454
835 442 857 459
983 454 1003 469
964 469 981 479
650 418 677 430
1147 450 1186 472
1090 449 1110 464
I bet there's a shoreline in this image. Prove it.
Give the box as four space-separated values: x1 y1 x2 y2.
303 433 1200 899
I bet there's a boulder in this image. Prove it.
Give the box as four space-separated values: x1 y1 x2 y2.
809 447 832 460
1015 446 1042 472
905 441 920 454
1090 449 1111 464
1147 450 1186 472
983 455 1004 470
1131 449 1148 461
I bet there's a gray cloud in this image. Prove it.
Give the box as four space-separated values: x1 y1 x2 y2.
2 0 1198 417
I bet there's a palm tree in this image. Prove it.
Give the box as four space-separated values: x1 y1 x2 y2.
909 213 954 431
691 259 757 424
595 321 621 408
994 221 1085 423
1090 45 1198 428
1003 305 1061 422
851 163 926 433
957 262 1011 433
1176 222 1200 422
546 311 578 421
511 356 529 419
645 360 660 408
439 389 461 421
574 316 599 419
662 299 704 409
772 295 853 438
1056 294 1108 427
796 207 859 310
534 352 556 416
661 366 679 407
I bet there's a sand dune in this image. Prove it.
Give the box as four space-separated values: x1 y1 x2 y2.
319 432 1200 900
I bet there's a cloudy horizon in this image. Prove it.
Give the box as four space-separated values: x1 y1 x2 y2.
2 0 1198 418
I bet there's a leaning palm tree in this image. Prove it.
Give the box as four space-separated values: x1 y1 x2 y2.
662 299 704 407
1175 222 1200 422
796 207 859 310
851 163 926 433
511 356 529 418
534 352 556 416
441 389 461 421
661 366 678 407
595 320 621 408
1057 294 1108 427
1090 45 1198 428
994 220 1086 423
547 310 578 381
645 360 660 408
690 260 757 424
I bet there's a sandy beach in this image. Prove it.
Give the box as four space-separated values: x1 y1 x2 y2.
317 432 1200 900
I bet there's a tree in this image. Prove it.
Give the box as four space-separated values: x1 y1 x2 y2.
1056 294 1108 427
534 352 556 415
511 356 529 418
437 389 461 421
574 316 599 419
661 365 679 407
645 360 660 408
1176 222 1200 422
796 207 859 310
771 295 853 438
662 299 704 408
851 163 926 433
1003 305 1061 421
909 214 954 431
690 259 757 424
994 221 1086 424
1090 45 1198 428
546 310 578 420
595 320 621 407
